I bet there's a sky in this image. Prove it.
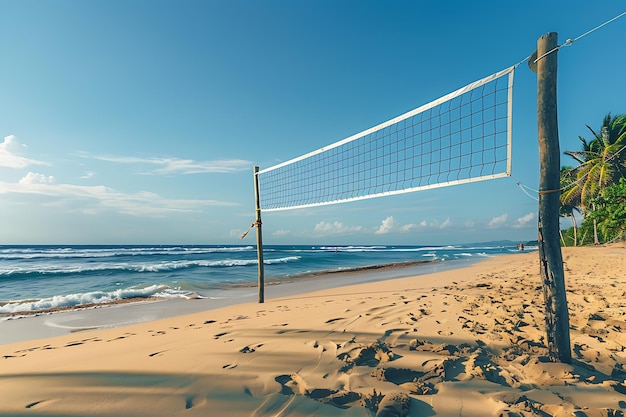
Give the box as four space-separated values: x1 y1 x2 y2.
1 1 624 246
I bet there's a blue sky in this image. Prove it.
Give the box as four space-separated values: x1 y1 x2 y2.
0 1 624 245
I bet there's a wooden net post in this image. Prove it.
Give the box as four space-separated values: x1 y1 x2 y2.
534 32 571 363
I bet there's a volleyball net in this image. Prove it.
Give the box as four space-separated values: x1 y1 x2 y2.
257 65 515 211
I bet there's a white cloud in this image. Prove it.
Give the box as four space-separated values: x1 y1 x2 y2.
19 172 55 184
314 221 362 235
488 213 508 228
375 216 398 234
374 215 457 234
0 135 49 168
400 223 420 232
154 158 251 175
80 171 95 179
512 212 535 229
79 152 252 175
0 178 239 217
272 229 290 237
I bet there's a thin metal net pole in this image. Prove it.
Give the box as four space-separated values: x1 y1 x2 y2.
254 166 265 303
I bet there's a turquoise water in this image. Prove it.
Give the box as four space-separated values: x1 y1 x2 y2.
0 244 530 314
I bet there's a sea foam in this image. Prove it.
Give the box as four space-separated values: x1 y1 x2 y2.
0 284 189 314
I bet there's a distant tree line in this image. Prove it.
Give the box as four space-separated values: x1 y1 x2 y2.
559 113 626 246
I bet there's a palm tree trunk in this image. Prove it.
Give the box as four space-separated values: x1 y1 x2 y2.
592 202 599 244
570 215 577 247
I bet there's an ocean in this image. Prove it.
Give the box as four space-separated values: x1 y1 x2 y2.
0 244 529 316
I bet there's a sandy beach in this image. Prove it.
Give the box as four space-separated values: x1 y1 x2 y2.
1 244 625 416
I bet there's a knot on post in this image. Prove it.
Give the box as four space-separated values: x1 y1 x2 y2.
240 221 262 239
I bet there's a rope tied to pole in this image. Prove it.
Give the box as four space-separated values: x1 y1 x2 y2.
532 11 626 64
240 221 262 239
510 175 540 201
538 188 561 196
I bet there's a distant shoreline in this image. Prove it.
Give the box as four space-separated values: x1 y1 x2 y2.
224 259 441 288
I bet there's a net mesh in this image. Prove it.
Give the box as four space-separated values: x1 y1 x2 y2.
258 66 515 211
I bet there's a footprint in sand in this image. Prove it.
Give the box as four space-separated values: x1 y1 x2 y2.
25 398 60 409
306 340 324 350
406 313 418 323
2 353 26 359
25 401 43 409
15 344 54 353
275 374 308 395
274 373 388 412
106 332 136 342
64 337 101 347
225 315 249 322
184 395 207 410
240 344 263 353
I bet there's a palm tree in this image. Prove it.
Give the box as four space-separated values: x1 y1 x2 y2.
561 113 626 244
559 166 581 246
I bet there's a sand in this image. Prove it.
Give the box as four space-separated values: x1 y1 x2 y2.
1 244 625 416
